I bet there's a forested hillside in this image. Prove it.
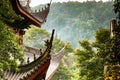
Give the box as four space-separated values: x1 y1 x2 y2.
33 1 114 48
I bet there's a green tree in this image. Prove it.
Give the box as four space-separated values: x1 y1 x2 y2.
0 0 29 29
93 29 110 62
0 0 25 78
24 26 50 48
73 29 110 80
0 0 19 24
52 64 72 80
74 40 101 80
0 21 24 78
103 0 120 79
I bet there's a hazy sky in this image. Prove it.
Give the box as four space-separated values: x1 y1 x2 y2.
30 0 110 7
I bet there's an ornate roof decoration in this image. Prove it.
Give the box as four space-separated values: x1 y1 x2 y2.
9 0 51 27
46 46 66 80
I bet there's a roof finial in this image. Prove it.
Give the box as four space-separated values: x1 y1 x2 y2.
50 0 52 5
27 57 30 64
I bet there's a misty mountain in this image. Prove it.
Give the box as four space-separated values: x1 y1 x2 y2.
33 1 115 48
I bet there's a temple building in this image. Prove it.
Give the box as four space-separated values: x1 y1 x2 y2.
1 0 65 80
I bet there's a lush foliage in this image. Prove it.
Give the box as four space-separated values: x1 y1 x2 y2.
0 21 24 78
24 26 50 49
39 1 114 48
73 29 110 80
102 1 120 79
0 0 25 78
0 0 29 29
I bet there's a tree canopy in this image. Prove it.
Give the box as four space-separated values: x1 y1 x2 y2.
0 0 25 78
0 0 30 29
73 29 110 80
0 21 24 78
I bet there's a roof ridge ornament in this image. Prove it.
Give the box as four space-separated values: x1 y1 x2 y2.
9 0 52 28
3 29 55 80
45 45 66 80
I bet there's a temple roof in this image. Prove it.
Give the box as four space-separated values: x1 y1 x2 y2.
3 0 66 79
46 46 66 80
2 29 54 80
9 0 51 28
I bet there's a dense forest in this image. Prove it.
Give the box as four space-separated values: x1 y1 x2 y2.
33 1 114 48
